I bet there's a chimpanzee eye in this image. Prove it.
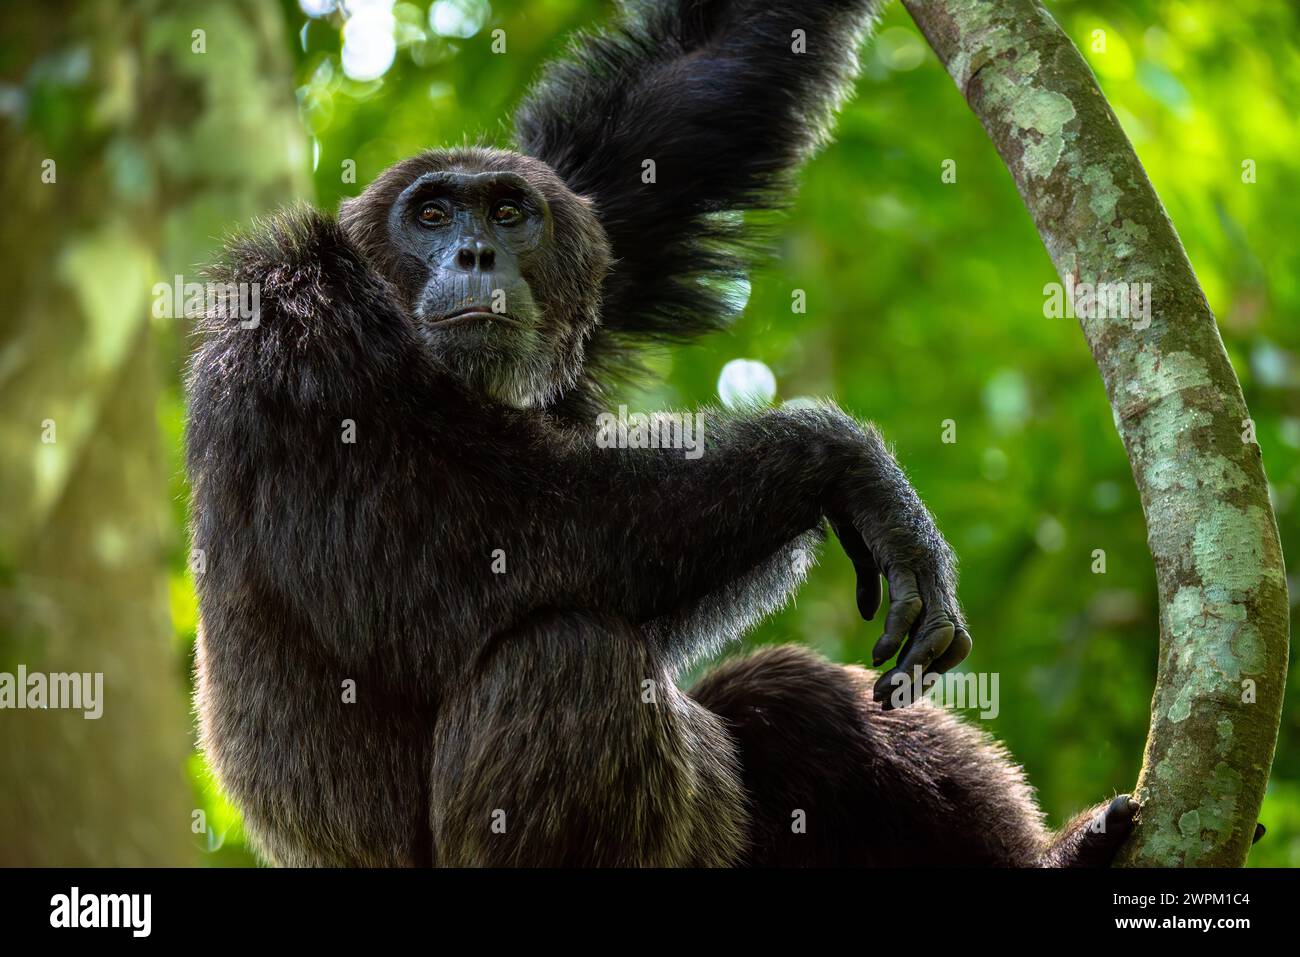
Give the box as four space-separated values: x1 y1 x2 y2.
418 202 448 227
491 201 523 226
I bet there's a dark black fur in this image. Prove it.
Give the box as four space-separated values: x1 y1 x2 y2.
186 0 1133 867
693 646 1136 866
515 0 880 395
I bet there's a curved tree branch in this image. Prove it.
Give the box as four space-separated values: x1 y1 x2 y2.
900 0 1289 865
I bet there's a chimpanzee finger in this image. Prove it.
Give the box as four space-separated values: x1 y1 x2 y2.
872 666 909 708
875 609 957 710
895 619 956 676
870 566 922 666
928 626 972 675
827 515 882 621
857 568 883 623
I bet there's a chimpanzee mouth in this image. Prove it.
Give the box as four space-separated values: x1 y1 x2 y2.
429 307 514 326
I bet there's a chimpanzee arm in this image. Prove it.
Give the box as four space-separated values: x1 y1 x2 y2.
521 405 972 695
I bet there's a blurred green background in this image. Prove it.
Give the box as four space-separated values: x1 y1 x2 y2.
1 0 1296 866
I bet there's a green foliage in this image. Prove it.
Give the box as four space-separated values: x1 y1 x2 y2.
178 0 1299 866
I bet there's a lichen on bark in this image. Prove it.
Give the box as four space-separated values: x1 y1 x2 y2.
903 0 1288 866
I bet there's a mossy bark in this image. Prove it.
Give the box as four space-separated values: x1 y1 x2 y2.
902 0 1288 866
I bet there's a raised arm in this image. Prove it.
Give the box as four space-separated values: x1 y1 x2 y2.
515 0 887 392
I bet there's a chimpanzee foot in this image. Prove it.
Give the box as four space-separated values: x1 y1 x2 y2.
1039 794 1139 868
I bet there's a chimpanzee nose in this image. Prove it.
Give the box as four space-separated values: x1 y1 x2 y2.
455 241 496 272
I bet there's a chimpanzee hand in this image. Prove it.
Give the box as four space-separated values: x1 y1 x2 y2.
823 434 971 708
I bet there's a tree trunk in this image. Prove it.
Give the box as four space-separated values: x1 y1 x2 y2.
900 0 1289 866
0 0 307 864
